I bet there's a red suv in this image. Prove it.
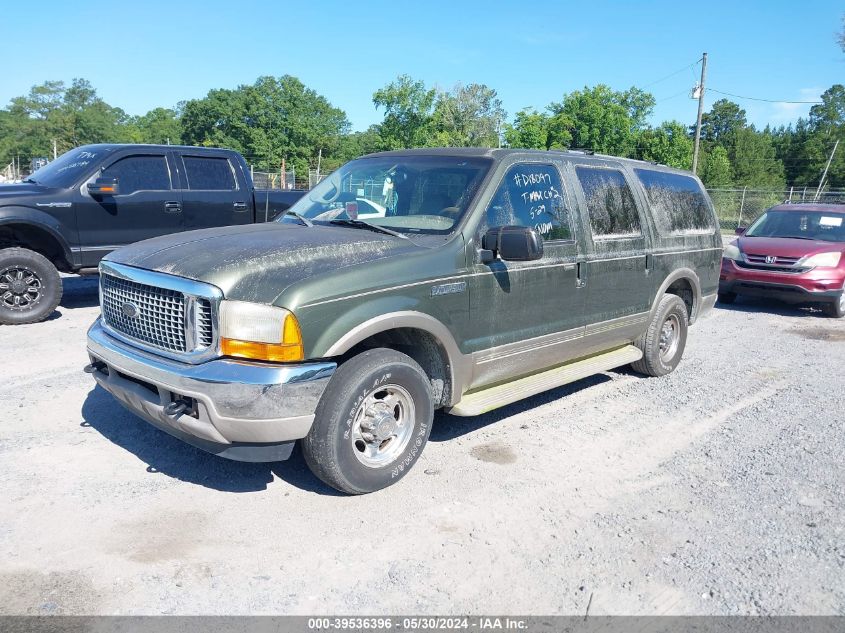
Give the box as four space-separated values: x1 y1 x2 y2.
719 203 845 318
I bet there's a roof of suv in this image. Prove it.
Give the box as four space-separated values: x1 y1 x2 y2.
365 147 682 170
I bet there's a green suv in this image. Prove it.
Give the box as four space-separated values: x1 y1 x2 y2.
85 149 721 494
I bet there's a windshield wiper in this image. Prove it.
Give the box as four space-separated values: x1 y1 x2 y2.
280 210 313 227
22 177 38 184
329 218 409 240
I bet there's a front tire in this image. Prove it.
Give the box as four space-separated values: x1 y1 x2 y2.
631 294 689 377
302 348 434 494
0 247 62 325
822 287 845 318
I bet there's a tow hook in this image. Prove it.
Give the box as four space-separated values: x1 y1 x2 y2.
164 400 190 417
83 361 106 374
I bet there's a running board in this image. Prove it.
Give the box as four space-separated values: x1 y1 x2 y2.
447 345 643 417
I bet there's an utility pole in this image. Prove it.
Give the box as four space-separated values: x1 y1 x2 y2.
691 52 708 176
813 139 839 201
316 148 322 179
52 139 57 160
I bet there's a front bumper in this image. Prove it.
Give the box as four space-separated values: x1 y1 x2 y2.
720 259 844 305
86 318 335 462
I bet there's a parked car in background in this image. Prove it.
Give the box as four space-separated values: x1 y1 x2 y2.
86 148 721 494
0 144 305 324
719 203 845 317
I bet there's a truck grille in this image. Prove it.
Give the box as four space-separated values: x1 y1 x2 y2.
197 298 213 348
101 274 188 352
100 270 217 358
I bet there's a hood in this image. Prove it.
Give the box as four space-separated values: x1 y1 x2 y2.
105 222 419 304
0 182 52 201
736 235 845 258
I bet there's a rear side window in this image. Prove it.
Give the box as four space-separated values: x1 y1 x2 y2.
575 167 641 238
485 163 573 241
182 156 236 190
635 169 714 233
101 155 171 194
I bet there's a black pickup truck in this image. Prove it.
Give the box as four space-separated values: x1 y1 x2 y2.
0 144 305 324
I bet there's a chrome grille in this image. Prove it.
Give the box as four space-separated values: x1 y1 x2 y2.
746 253 801 266
196 298 213 348
101 274 187 352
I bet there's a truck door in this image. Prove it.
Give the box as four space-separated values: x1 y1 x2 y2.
569 160 655 343
75 151 183 266
464 161 588 389
176 153 252 230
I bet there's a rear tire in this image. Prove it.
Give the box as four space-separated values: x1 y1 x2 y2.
631 294 689 377
302 348 434 494
0 247 62 325
717 291 737 305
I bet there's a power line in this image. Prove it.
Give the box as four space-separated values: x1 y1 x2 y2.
641 58 702 89
708 88 822 104
655 88 690 103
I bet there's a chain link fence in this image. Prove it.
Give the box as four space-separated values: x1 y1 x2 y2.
707 187 845 234
251 169 301 190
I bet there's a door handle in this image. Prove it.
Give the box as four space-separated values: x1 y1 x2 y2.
233 201 248 211
576 261 587 288
164 201 181 214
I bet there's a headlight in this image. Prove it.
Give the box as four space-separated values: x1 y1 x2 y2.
723 244 742 260
799 251 842 269
218 300 303 362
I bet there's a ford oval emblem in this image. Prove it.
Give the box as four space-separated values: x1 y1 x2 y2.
121 301 140 318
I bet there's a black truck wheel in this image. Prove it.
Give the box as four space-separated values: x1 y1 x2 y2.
631 294 689 377
302 348 434 494
0 247 63 325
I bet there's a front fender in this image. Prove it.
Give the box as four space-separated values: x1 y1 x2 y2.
310 299 471 402
0 206 76 265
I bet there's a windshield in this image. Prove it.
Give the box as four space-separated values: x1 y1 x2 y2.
746 210 845 243
282 155 493 235
27 146 114 188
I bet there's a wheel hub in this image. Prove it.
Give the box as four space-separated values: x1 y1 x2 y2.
0 266 42 310
659 314 680 361
351 384 416 468
362 403 398 441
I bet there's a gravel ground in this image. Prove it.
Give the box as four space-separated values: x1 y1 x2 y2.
0 276 843 615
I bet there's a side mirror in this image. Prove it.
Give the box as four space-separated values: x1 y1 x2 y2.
734 227 746 235
88 177 119 197
482 225 544 262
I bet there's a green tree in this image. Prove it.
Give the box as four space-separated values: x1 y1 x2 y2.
130 107 182 145
701 145 733 187
699 99 747 146
731 127 785 189
181 75 349 176
0 78 131 165
372 75 436 149
504 109 549 149
430 83 505 147
637 120 693 169
548 84 655 155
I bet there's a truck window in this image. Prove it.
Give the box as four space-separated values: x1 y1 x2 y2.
485 163 572 241
575 166 641 238
101 155 171 195
182 156 236 191
634 169 713 233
